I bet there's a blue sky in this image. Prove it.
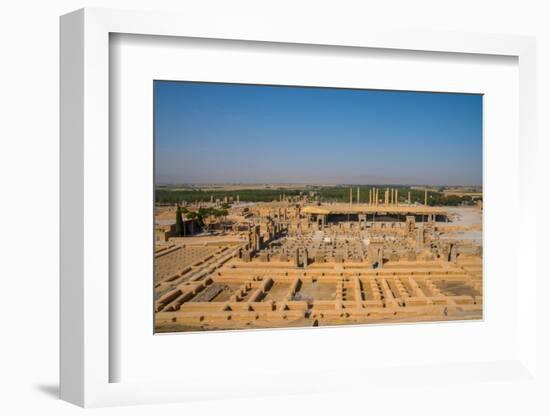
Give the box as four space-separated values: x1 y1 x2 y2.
154 81 482 186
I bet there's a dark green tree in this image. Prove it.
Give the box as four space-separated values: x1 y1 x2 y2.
175 206 184 236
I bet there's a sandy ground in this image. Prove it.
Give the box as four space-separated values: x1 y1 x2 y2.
445 207 482 227
440 207 482 244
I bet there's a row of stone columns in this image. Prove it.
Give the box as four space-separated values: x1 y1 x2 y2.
209 194 240 204
346 187 430 206
382 187 400 207
368 187 381 206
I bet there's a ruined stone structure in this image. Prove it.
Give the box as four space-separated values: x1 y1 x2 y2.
154 199 482 332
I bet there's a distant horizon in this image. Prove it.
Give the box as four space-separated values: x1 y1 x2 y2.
155 81 483 186
156 181 482 188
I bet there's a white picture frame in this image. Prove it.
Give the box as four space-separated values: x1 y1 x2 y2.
60 8 538 408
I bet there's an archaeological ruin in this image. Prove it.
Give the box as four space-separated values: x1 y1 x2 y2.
154 187 482 332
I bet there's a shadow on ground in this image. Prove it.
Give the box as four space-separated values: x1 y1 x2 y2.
35 384 59 399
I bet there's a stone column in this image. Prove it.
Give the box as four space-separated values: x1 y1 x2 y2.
408 191 411 204
416 224 424 248
450 244 458 262
378 248 384 269
385 188 389 206
349 187 353 206
424 190 428 206
395 189 399 206
357 187 360 204
255 225 261 251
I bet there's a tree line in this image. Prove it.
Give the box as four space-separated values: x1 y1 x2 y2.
157 187 479 206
